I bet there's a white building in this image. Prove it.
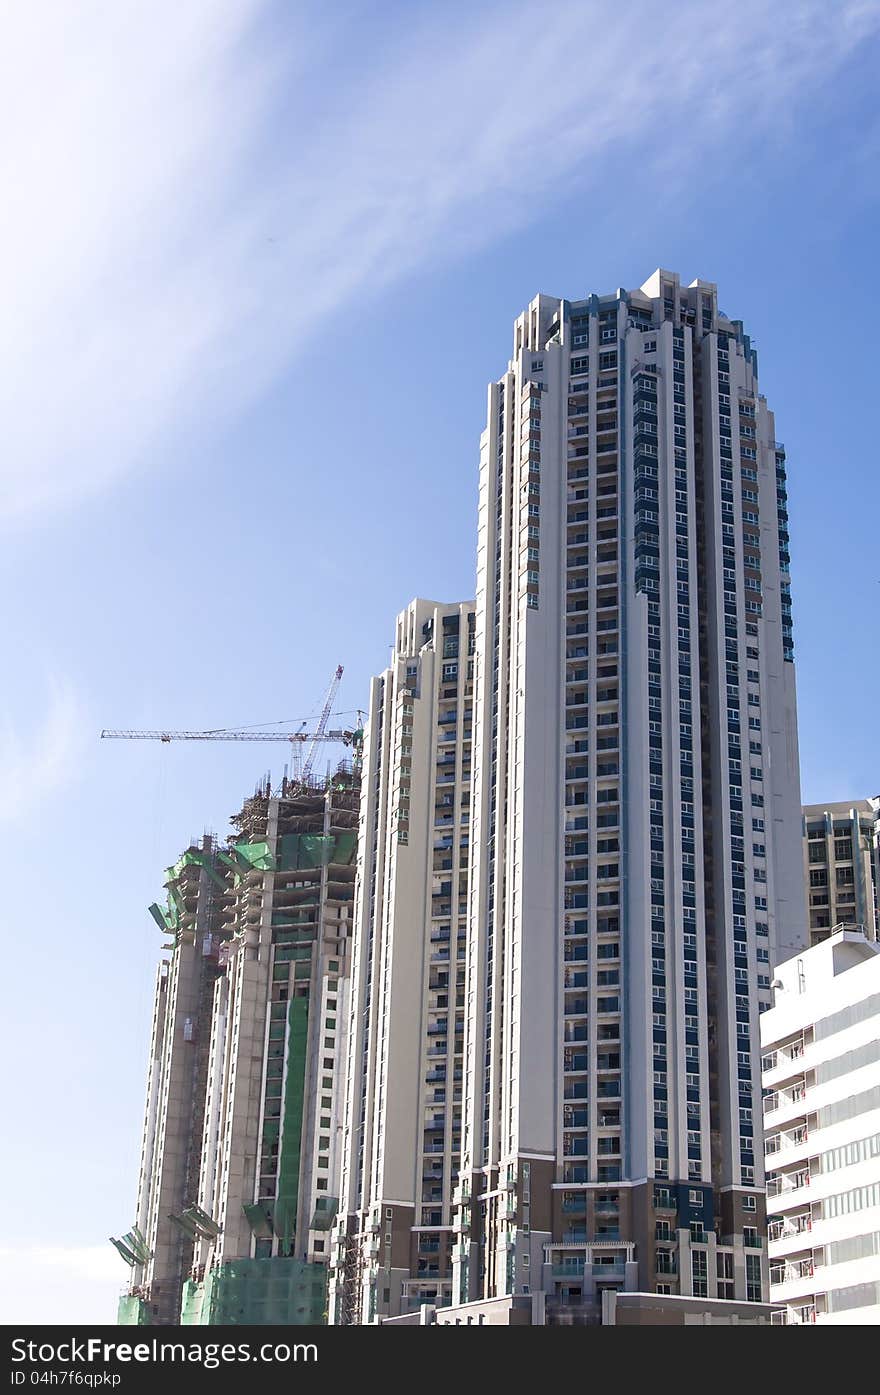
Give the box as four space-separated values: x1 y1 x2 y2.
329 599 475 1323
762 927 880 1325
452 270 807 1321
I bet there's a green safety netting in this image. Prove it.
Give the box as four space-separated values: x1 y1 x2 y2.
234 840 275 870
110 1237 138 1267
164 848 228 893
180 1280 206 1325
169 879 186 909
180 1258 327 1326
218 840 276 883
110 1227 151 1267
274 995 308 1246
277 833 355 870
123 1227 152 1263
117 1295 152 1326
168 1213 200 1241
278 834 320 870
182 1205 220 1238
242 1202 274 1240
166 850 199 881
148 902 177 933
332 830 357 865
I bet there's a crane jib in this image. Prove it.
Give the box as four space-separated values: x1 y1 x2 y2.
99 728 358 744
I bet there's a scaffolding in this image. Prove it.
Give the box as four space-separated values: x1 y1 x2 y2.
120 765 360 1326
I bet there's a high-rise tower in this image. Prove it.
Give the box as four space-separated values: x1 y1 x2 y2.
329 600 474 1324
451 270 807 1322
181 770 360 1324
115 836 230 1325
117 767 360 1326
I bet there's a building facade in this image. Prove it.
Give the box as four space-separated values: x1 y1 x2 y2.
451 270 807 1322
762 927 880 1324
115 837 229 1325
802 799 880 945
117 768 360 1325
329 599 474 1323
181 770 360 1324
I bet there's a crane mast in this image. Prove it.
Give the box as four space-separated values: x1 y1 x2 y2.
302 664 344 780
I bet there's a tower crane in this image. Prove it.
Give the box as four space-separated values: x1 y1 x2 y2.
100 666 364 774
302 665 343 781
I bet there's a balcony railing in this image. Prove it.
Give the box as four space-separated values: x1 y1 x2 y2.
762 1037 806 1072
763 1081 806 1114
774 1303 816 1325
767 1170 811 1198
768 1213 811 1241
770 1258 814 1285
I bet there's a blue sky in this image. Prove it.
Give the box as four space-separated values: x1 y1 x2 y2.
1 0 879 1323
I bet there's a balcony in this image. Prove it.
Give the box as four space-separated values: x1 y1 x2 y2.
763 1081 806 1117
765 1123 809 1156
564 1109 589 1128
772 1302 817 1325
768 1213 811 1242
770 1257 814 1286
767 1169 811 1199
762 1036 806 1076
589 1261 627 1278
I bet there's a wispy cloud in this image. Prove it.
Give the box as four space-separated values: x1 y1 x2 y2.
0 678 84 822
1 0 878 521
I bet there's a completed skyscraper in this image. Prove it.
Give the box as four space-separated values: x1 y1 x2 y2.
447 270 806 1321
330 600 474 1323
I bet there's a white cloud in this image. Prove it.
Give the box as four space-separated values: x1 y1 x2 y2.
0 1246 122 1325
1 0 878 521
0 678 84 823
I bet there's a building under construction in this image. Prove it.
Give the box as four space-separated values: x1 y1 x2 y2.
116 763 360 1324
114 836 231 1324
